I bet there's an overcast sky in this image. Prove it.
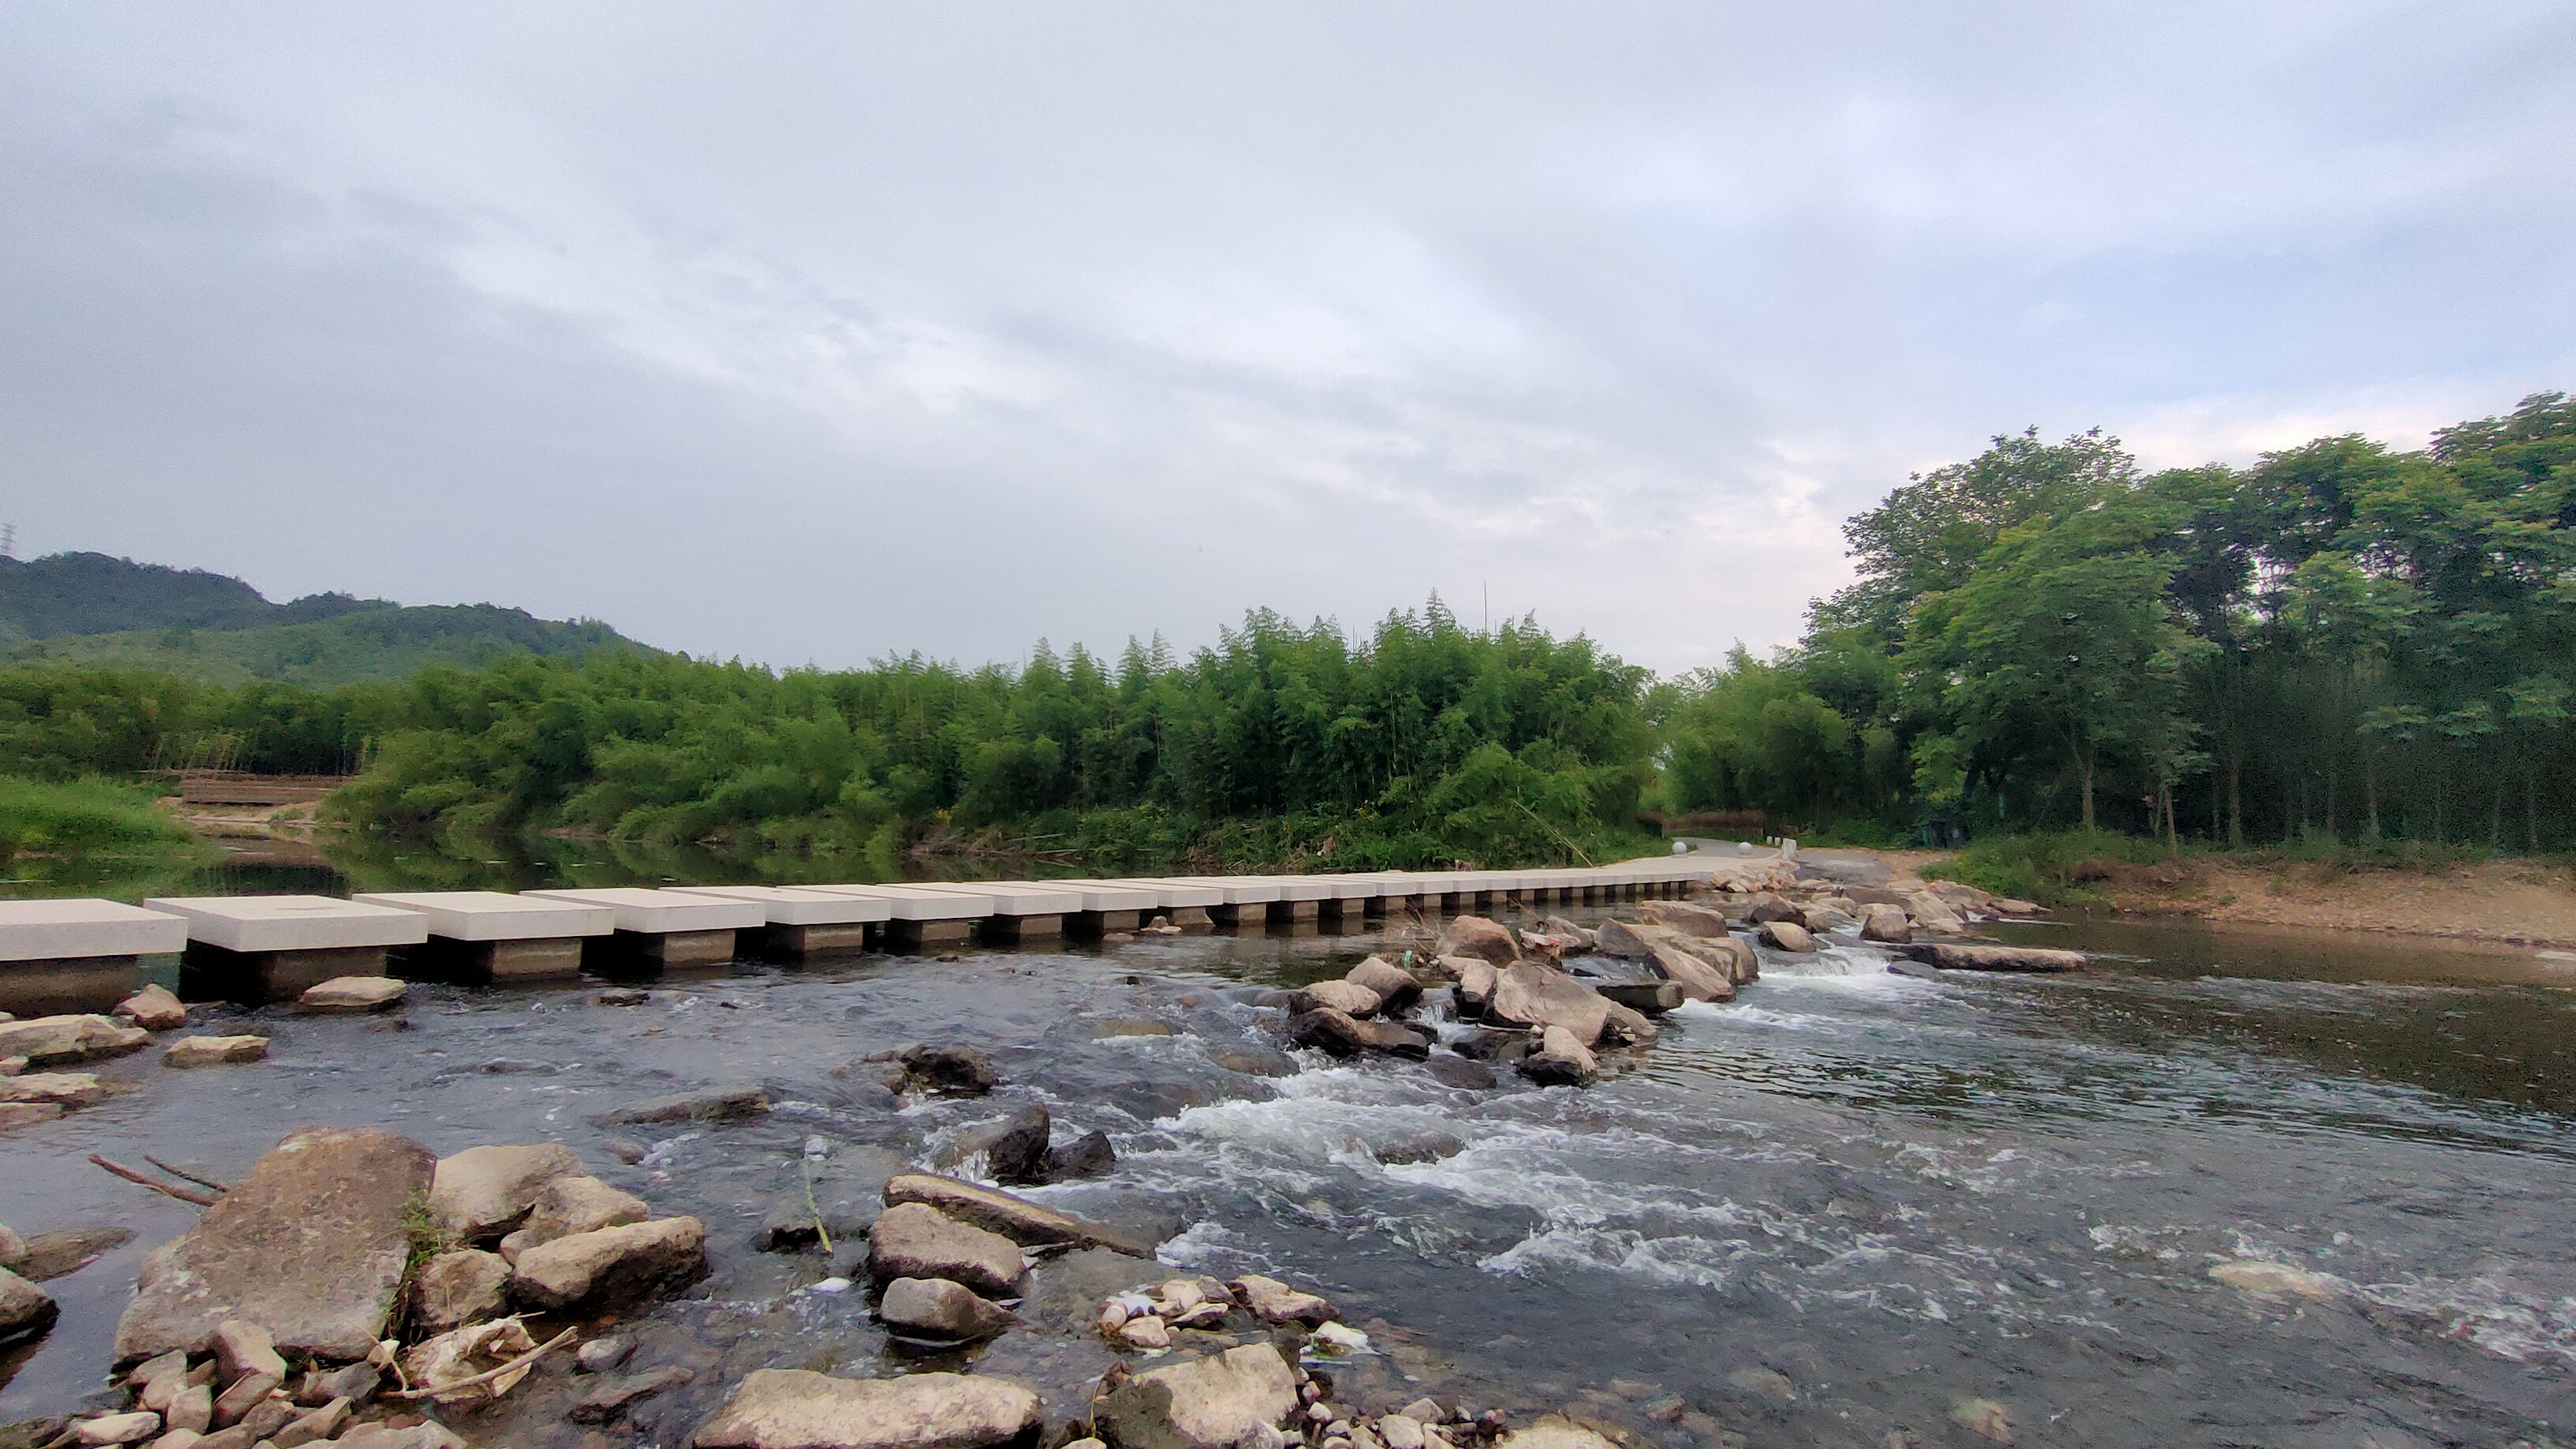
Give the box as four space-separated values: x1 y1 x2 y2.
2 4 2570 674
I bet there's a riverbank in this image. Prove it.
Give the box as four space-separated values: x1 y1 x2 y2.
1817 845 2576 950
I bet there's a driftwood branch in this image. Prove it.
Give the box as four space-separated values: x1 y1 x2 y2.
386 1327 576 1402
144 1155 231 1194
88 1155 220 1207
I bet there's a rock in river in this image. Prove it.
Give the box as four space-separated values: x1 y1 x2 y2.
509 1216 709 1313
1637 900 1732 938
294 976 406 1013
1291 1009 1431 1061
1230 1273 1335 1327
1516 1025 1600 1088
1590 920 1653 959
0 1014 148 1068
0 1265 57 1342
115 1126 435 1365
878 1275 1014 1343
1433 915 1520 968
865 1204 1024 1298
1645 945 1734 1004
1899 942 2085 973
1757 919 1816 953
430 1143 582 1243
1498 1417 1623 1449
602 1085 771 1124
162 1035 268 1069
981 1103 1055 1185
1344 957 1423 1011
1743 893 1803 924
114 984 189 1032
1484 964 1610 1044
883 1172 1160 1256
693 1369 1041 1449
409 1249 510 1335
901 1044 999 1096
1859 904 1910 943
1289 979 1383 1018
499 1174 650 1260
1095 1342 1299 1449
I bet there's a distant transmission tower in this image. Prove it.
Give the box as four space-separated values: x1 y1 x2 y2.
0 523 16 560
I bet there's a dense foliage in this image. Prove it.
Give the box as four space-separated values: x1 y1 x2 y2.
1658 391 2576 850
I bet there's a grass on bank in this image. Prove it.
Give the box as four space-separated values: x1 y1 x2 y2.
0 774 202 865
1918 829 2556 907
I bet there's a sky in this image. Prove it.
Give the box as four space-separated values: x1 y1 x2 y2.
2 3 2570 675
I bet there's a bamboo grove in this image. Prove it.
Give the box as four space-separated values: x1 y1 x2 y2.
0 391 2567 870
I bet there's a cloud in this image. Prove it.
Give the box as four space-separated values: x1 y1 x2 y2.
0 2 2569 674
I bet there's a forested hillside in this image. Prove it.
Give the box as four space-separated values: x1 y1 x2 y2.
1658 391 2576 850
0 552 647 684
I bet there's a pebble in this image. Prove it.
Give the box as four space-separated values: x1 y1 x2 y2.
575 1335 635 1374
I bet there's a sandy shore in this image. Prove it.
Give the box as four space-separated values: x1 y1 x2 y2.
1817 847 2576 953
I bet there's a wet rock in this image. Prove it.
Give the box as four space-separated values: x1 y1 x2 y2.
1637 900 1731 938
1799 906 1855 934
161 1036 267 1069
1433 916 1519 969
901 1045 999 1097
1290 980 1383 1018
116 1127 433 1365
3 1072 110 1108
984 1104 1056 1185
1516 1025 1599 1087
1424 1054 1496 1090
0 1102 54 1131
409 1250 510 1335
569 1365 696 1424
594 988 651 1006
1898 943 2084 973
1290 1009 1430 1060
1095 1342 1299 1449
1589 920 1653 959
1902 891 1966 934
878 1275 1014 1343
1452 962 1496 1017
575 1334 636 1374
1371 1130 1465 1165
294 977 406 1014
1644 945 1734 1004
1344 958 1423 1012
1541 916 1595 951
1484 964 1610 1044
1230 1275 1335 1327
1597 1000 1657 1047
2208 1259 2345 1301
1991 897 2041 915
1741 893 1800 924
1664 930 1758 984
1050 1129 1118 1180
757 1146 904 1252
511 1216 708 1312
0 1222 24 1271
1091 1018 1176 1039
499 1175 651 1260
0 1015 149 1068
1206 1044 1298 1078
430 1144 582 1244
601 1085 771 1124
693 1368 1042 1449
0 1266 57 1342
1595 980 1683 1014
331 1425 467 1449
885 1171 1161 1255
114 985 189 1032
1756 921 1815 953
1496 1417 1620 1449
1859 904 1910 943
865 1204 1024 1297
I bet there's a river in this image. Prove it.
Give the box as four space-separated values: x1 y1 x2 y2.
3 908 2570 1448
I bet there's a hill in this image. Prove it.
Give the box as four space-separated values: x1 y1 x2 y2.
0 552 651 685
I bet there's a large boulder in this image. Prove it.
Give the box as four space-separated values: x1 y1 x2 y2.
429 1144 582 1244
0 1014 148 1068
1662 930 1758 984
1637 900 1731 938
1859 904 1911 943
1290 1009 1430 1060
1540 916 1595 951
864 1204 1024 1298
3 1072 110 1108
1484 964 1610 1044
509 1217 709 1312
500 1176 650 1260
1453 961 1498 1017
409 1250 510 1335
691 1369 1041 1449
1595 980 1683 1014
1433 916 1519 969
1516 1026 1599 1088
0 1265 56 1342
1344 957 1423 1011
877 1276 1013 1343
1645 945 1734 1003
1287 980 1382 1019
1095 1342 1298 1449
1589 919 1653 958
114 985 189 1032
1903 891 1967 934
900 1045 999 1096
1743 893 1803 925
882 1173 1159 1256
1758 920 1817 953
114 1127 434 1365
295 977 406 1014
1898 943 2086 973
979 1104 1055 1186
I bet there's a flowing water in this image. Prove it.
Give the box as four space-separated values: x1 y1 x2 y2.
4 909 2573 1448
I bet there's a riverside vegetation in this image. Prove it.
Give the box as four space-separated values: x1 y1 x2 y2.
0 390 2568 887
